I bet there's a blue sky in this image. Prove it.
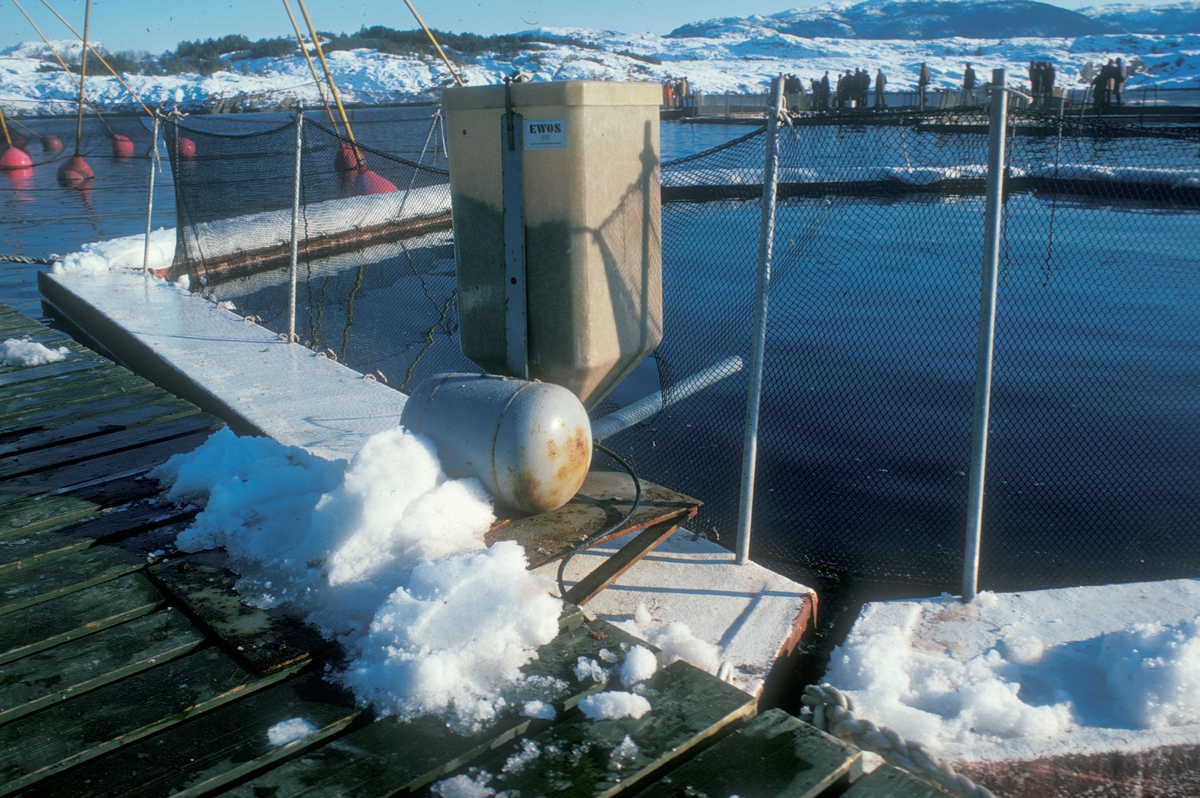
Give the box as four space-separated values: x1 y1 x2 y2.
0 0 1178 55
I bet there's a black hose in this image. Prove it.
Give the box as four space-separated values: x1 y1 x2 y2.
556 442 642 601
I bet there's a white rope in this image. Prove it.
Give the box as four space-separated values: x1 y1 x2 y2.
802 684 1001 798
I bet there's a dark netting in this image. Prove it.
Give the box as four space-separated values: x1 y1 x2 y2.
164 104 1200 593
163 112 470 391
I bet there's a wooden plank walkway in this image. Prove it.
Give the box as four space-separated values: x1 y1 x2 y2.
0 300 935 797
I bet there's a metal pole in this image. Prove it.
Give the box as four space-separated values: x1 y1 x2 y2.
288 108 303 344
963 68 1009 602
735 76 784 566
142 112 160 274
591 355 744 442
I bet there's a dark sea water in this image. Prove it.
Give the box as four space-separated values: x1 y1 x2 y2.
3 108 1197 592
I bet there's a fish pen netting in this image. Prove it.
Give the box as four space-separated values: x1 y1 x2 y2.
165 106 1200 592
164 114 470 390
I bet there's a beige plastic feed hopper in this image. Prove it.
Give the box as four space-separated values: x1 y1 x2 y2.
443 81 662 409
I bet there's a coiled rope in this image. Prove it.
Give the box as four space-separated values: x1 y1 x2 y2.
802 683 1000 798
1 254 60 265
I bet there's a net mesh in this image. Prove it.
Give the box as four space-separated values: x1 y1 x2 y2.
164 104 1200 592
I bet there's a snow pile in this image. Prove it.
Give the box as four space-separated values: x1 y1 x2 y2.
52 227 177 276
828 618 1073 744
620 645 658 687
152 426 562 732
611 602 721 675
431 772 496 798
825 590 1200 761
266 717 317 746
578 691 653 720
1 337 69 366
1100 615 1200 729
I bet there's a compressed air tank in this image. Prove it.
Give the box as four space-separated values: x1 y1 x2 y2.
442 81 662 409
400 372 592 514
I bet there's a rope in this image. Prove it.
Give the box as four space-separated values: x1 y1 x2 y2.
802 684 1000 798
1 254 60 265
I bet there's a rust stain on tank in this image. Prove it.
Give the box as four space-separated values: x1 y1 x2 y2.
546 438 559 459
557 426 591 482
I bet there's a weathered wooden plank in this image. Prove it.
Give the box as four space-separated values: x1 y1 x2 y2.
0 371 153 425
0 413 218 481
0 646 304 796
0 427 218 507
0 544 143 616
565 516 687 606
0 359 125 404
635 709 863 798
0 353 112 388
451 660 758 798
0 394 199 457
488 472 701 569
841 764 957 797
0 607 204 725
224 618 652 798
0 572 165 666
149 550 329 674
0 501 195 572
0 527 93 572
0 473 166 539
21 673 359 798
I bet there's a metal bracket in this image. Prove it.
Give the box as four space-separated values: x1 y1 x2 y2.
502 79 528 379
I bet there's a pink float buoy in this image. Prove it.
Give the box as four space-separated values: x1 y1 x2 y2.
41 135 63 152
111 134 135 158
56 153 94 186
177 137 196 158
0 145 33 171
349 167 397 196
334 142 360 173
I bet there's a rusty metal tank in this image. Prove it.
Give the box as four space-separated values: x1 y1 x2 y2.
400 372 592 513
442 80 662 409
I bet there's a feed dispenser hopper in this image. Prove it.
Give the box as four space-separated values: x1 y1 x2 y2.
442 80 663 411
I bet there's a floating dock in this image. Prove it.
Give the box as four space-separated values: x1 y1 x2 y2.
0 297 961 796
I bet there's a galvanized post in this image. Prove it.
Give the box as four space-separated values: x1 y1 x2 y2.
735 76 784 566
963 69 1009 602
142 111 160 275
288 107 303 344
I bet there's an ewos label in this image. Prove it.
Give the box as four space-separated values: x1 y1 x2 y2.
524 119 567 150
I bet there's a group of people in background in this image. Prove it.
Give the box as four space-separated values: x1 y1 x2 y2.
785 69 890 111
662 76 690 108
1090 58 1125 109
1028 61 1058 106
669 55 1131 114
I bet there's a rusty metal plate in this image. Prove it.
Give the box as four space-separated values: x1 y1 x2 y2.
486 471 701 569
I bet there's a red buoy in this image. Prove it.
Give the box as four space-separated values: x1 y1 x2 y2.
111 134 135 158
2 166 34 192
41 135 63 152
0 146 32 171
57 153 94 186
349 168 397 196
334 142 361 173
9 134 28 151
178 137 196 159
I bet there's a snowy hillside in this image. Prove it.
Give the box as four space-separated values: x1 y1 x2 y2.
2 3 1199 116
669 0 1113 40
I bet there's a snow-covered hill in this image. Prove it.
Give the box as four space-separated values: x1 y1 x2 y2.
2 3 1199 117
